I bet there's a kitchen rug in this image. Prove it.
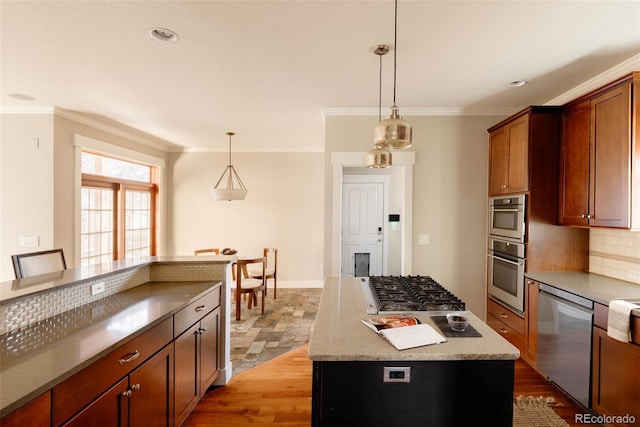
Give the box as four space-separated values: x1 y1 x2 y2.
431 315 482 337
513 396 570 427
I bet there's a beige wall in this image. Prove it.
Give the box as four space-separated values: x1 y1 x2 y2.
166 151 324 285
0 111 169 280
1 113 54 281
324 115 502 314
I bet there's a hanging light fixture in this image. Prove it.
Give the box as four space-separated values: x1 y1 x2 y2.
367 45 392 168
374 0 412 149
210 132 248 201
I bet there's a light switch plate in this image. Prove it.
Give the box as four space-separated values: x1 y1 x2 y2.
418 234 430 245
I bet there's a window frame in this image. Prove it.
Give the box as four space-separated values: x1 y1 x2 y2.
81 165 158 264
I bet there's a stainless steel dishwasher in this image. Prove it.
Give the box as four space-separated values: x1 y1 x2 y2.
536 283 594 408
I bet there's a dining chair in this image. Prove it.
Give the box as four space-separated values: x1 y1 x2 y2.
12 248 67 279
249 248 278 299
194 248 220 255
232 257 266 321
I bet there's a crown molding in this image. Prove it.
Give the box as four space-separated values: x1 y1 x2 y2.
545 54 640 106
0 106 55 114
321 106 519 117
53 107 180 152
173 146 325 153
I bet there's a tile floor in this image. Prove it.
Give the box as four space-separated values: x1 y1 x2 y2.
229 287 322 375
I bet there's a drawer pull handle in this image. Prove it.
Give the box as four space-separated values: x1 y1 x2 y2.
499 313 508 319
195 305 206 312
122 390 132 398
118 350 140 365
197 327 207 335
499 328 508 334
131 383 141 392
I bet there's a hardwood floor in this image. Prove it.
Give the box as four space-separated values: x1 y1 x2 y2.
184 344 594 427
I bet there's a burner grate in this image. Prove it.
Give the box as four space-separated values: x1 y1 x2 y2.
368 275 465 312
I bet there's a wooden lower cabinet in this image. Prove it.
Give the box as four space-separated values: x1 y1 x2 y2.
61 343 174 427
486 298 526 358
592 326 640 425
0 391 51 427
175 306 221 427
524 279 539 364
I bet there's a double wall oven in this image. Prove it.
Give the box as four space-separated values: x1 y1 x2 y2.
487 195 526 314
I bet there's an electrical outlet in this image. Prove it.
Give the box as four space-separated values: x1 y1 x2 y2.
91 282 106 296
418 234 430 246
630 271 640 281
19 236 39 248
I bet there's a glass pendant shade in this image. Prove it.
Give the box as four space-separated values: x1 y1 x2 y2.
366 147 392 168
211 132 248 201
375 104 412 149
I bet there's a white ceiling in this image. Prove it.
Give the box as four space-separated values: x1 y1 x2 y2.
1 1 639 152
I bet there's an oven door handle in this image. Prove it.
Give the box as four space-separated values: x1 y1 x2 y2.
489 208 522 212
486 253 523 266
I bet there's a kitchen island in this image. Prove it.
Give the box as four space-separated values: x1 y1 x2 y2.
308 277 520 427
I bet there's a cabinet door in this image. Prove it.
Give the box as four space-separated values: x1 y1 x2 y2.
560 100 590 225
174 323 200 427
200 307 221 392
506 115 529 194
489 127 509 195
129 344 173 427
62 378 128 427
592 327 640 425
590 84 631 228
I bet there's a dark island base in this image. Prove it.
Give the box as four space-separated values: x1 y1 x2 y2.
312 359 514 427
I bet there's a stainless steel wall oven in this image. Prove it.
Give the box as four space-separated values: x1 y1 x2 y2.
489 195 526 243
487 237 526 314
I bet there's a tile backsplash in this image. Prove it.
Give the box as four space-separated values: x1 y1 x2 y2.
589 229 640 285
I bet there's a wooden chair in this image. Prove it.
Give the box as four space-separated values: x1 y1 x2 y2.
232 257 266 321
12 248 67 279
249 248 278 299
194 248 220 255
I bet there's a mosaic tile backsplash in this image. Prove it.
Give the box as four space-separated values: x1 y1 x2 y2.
590 228 640 285
0 262 227 336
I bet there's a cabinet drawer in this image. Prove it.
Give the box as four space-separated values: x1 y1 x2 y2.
52 317 172 425
487 313 525 352
487 298 525 335
174 286 221 337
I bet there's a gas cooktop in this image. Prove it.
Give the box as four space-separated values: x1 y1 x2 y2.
359 275 466 315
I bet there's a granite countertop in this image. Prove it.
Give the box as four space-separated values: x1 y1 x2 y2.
308 277 520 362
525 271 640 315
0 280 221 417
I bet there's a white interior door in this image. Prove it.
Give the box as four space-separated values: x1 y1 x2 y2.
341 182 384 276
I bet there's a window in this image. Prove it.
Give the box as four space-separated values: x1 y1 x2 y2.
81 152 157 266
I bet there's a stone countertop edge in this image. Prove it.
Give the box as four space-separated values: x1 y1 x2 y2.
525 271 640 315
0 280 222 418
308 277 520 362
0 255 235 304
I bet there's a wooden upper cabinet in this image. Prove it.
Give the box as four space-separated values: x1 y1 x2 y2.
560 73 638 229
560 100 591 226
489 114 529 195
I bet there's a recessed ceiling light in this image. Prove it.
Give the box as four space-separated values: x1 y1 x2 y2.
149 27 178 42
507 80 527 88
8 93 36 101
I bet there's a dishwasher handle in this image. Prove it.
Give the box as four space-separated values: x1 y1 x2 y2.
539 289 594 314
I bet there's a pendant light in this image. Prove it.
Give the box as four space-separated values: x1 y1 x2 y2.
367 45 392 168
374 0 412 149
210 132 248 201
